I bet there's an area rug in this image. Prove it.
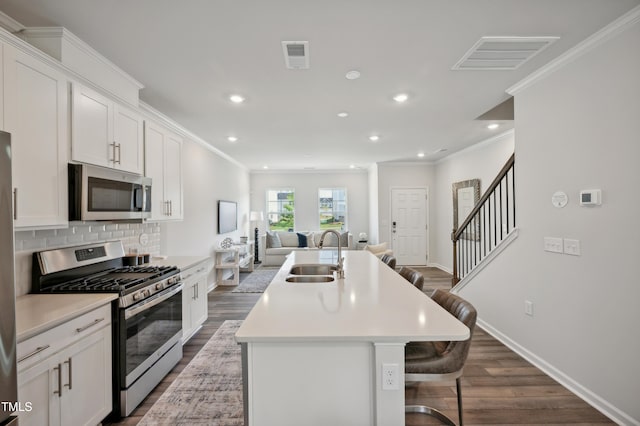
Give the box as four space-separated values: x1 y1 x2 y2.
138 320 244 426
231 268 279 293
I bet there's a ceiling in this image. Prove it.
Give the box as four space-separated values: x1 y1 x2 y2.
0 0 638 171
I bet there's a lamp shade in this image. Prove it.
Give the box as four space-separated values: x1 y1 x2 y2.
250 211 264 221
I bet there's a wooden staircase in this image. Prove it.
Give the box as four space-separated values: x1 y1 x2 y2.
452 153 515 285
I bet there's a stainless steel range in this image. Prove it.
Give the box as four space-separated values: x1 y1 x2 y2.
32 241 183 418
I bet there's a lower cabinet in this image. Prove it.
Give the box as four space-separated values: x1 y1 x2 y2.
16 304 112 426
182 260 210 343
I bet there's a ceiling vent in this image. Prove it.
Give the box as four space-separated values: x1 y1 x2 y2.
452 36 558 70
282 41 309 69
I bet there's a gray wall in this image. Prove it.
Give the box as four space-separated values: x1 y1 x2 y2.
458 19 640 424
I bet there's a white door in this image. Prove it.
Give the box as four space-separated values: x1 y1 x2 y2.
114 104 144 174
391 188 428 265
71 83 113 168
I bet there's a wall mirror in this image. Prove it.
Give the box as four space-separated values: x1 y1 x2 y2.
452 179 480 239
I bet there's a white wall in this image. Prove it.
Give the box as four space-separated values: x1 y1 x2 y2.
249 170 369 239
458 19 640 424
376 163 435 249
161 139 250 257
367 163 379 244
432 132 514 271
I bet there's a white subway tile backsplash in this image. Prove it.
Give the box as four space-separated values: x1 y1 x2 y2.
14 221 163 296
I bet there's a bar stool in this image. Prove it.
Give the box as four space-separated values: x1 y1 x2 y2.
405 289 477 425
379 254 396 269
398 266 424 290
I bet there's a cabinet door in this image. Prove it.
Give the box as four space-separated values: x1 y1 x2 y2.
71 83 113 168
60 326 112 426
114 104 144 174
4 46 69 229
164 132 183 220
181 280 194 341
144 121 166 220
191 273 209 329
17 356 60 426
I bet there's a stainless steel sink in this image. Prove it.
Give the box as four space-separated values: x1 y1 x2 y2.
289 264 338 276
285 275 335 283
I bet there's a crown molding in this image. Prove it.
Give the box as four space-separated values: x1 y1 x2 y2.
21 27 144 90
0 10 25 33
250 168 368 175
435 129 514 165
507 5 640 95
138 101 248 171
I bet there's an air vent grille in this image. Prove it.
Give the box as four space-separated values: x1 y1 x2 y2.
452 36 558 70
282 41 309 69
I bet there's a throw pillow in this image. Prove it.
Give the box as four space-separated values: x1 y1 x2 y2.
296 232 309 248
365 242 388 255
266 231 282 248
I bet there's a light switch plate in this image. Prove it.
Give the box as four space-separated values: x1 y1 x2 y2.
544 237 563 253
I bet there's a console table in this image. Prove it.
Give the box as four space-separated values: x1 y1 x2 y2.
214 241 254 285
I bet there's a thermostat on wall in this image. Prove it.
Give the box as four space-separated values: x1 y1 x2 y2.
580 189 601 206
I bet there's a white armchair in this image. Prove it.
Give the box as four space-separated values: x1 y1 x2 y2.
364 242 393 258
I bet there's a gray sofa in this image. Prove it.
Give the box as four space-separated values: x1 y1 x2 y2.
259 230 353 266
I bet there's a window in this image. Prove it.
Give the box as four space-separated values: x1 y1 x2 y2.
318 188 347 230
267 189 295 231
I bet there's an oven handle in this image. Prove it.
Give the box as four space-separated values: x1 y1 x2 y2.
124 283 183 320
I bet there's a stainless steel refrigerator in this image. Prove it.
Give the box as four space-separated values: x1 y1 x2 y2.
0 131 18 425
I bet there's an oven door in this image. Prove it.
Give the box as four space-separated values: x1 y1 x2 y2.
120 283 183 387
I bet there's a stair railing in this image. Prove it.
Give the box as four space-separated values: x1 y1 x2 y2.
452 153 515 285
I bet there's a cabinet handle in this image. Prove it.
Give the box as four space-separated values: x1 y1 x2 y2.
169 200 173 216
110 142 117 164
116 143 122 164
164 200 169 216
192 284 197 300
53 363 62 397
75 317 105 333
64 357 73 390
18 345 50 363
13 188 17 220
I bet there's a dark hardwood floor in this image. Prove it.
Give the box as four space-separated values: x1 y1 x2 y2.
108 267 613 425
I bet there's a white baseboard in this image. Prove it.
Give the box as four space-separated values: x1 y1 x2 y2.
477 319 639 426
427 262 452 274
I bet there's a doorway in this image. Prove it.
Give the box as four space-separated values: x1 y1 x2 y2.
391 187 428 266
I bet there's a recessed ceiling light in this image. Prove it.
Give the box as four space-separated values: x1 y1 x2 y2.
393 93 409 103
417 152 425 158
369 135 380 142
229 94 245 103
349 164 355 169
434 148 448 153
345 70 361 80
263 165 269 169
227 136 238 142
337 112 349 118
487 123 499 130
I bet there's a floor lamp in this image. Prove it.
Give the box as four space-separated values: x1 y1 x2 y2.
250 211 264 264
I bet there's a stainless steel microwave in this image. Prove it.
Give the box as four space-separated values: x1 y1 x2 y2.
69 163 152 221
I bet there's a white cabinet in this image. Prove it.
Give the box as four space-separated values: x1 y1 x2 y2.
2 44 69 229
17 304 112 426
72 82 143 174
144 120 183 221
182 260 210 343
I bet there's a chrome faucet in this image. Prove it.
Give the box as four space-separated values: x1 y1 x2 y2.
318 230 345 279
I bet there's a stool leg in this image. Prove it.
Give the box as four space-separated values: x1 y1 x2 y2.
456 377 463 426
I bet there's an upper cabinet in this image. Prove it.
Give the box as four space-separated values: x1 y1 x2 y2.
3 43 69 229
71 83 143 175
144 120 183 221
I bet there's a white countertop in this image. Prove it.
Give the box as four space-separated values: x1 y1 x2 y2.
16 293 118 342
235 250 469 343
148 256 210 271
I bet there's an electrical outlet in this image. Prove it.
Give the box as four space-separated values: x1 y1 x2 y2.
382 363 399 390
563 239 581 256
525 300 534 317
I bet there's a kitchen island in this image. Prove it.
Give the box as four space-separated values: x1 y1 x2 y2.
235 250 469 426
